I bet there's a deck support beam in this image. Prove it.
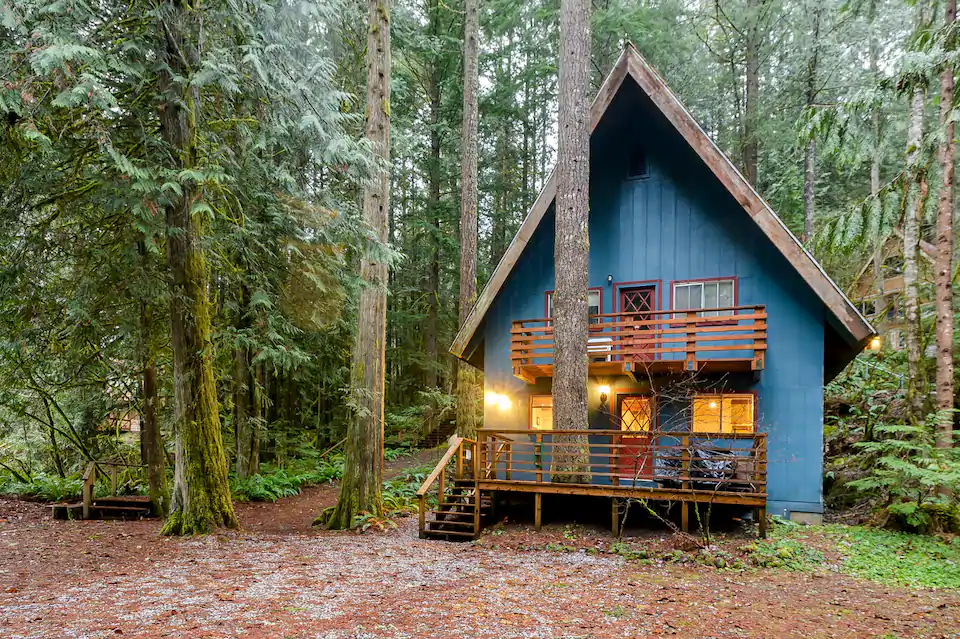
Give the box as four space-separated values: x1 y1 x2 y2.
758 507 767 538
681 500 689 533
611 498 621 537
534 493 542 531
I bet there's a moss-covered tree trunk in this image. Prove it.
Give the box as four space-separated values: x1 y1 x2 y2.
325 0 391 530
456 0 482 439
157 0 238 535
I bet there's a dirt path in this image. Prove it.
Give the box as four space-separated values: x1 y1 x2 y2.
1 449 958 639
238 447 443 534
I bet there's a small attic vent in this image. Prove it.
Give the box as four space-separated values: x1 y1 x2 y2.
628 149 649 179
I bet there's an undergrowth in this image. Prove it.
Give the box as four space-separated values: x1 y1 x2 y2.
826 524 960 589
231 446 415 503
0 473 84 501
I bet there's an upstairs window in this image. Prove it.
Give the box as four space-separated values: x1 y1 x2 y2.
546 289 602 324
628 149 649 179
692 394 755 434
673 279 735 318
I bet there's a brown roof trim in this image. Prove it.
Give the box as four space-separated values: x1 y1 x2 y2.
450 44 874 360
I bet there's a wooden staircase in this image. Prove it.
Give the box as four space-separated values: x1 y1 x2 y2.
418 437 490 540
421 418 457 448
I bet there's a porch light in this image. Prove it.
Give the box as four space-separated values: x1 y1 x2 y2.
485 391 511 411
709 400 718 409
598 385 611 396
869 336 882 351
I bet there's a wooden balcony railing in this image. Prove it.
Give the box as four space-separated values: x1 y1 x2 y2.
510 305 766 381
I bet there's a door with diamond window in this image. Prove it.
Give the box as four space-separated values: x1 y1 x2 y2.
619 286 656 362
616 395 654 479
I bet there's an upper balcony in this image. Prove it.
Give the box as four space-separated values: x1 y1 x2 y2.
509 305 767 383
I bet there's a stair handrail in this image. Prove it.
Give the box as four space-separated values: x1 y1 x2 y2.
417 436 478 536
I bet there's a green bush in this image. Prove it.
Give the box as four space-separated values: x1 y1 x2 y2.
0 473 84 502
847 415 960 533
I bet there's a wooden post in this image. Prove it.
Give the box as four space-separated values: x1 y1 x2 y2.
438 465 445 507
757 434 768 539
506 441 512 481
535 433 543 483
81 463 95 520
534 492 542 531
456 443 463 480
753 306 766 370
479 434 487 479
611 498 620 537
612 432 620 487
418 495 426 538
681 435 690 533
685 310 697 371
758 507 767 539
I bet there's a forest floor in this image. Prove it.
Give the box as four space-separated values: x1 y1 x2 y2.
1 450 959 639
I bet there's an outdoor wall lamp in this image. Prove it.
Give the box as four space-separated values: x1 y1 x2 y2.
598 384 610 405
484 391 511 411
607 274 613 286
869 336 882 351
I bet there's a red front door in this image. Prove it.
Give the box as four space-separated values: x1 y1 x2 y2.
617 395 654 479
619 286 656 362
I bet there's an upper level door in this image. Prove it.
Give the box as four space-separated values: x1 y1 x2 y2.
619 285 656 361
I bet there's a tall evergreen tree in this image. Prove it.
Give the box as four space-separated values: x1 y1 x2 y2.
457 0 482 438
552 0 591 482
326 0 392 529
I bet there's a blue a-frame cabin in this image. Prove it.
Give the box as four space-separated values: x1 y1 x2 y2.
427 45 874 539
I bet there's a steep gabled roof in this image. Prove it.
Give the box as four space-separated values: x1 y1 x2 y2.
451 44 874 362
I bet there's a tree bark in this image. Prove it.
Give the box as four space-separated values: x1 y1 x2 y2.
802 1 821 243
904 83 926 419
326 0 391 530
935 0 956 447
424 0 441 391
457 0 482 439
157 0 238 535
552 0 591 483
139 241 168 516
870 0 883 302
234 284 258 479
743 0 761 186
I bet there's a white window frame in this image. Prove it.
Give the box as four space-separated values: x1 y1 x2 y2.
672 279 735 318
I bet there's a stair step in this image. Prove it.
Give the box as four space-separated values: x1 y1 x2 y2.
427 519 475 528
421 529 477 540
433 509 475 517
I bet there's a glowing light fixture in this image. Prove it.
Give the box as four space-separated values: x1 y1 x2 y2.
485 391 511 411
869 336 882 351
598 385 611 396
709 400 718 409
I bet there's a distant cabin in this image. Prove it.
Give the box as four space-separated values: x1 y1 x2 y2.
427 45 874 540
850 228 934 352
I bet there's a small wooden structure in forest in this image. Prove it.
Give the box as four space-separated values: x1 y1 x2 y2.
849 228 935 352
420 45 874 540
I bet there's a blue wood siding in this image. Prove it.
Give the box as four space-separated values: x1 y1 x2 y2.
477 80 826 516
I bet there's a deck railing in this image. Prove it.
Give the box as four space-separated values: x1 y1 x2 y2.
476 428 767 499
510 305 767 374
416 436 478 534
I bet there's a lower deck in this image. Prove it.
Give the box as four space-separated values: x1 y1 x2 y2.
417 430 768 540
